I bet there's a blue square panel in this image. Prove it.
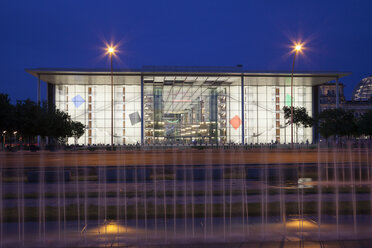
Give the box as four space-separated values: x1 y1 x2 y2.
72 94 85 108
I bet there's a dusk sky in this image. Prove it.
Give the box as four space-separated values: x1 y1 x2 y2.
1 0 372 101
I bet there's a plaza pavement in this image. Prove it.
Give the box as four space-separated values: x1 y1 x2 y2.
124 239 372 248
0 148 370 168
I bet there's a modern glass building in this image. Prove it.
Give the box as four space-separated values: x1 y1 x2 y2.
26 66 348 145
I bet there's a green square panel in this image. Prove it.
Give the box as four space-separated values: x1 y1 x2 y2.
285 94 293 106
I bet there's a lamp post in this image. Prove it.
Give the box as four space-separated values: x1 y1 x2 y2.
107 46 115 147
2 131 6 150
13 131 17 148
290 44 302 148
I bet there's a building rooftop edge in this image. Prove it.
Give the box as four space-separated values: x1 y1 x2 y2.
25 67 351 78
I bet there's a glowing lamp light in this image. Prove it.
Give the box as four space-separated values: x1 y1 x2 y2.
108 47 115 54
94 221 136 234
286 219 317 229
295 45 302 51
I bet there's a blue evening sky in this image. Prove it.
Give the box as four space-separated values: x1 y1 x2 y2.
1 0 371 101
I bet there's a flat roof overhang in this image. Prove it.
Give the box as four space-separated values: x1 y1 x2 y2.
25 68 351 87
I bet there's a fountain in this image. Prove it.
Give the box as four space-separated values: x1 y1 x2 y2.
0 142 372 247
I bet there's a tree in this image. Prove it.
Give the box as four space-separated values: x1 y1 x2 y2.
317 113 334 140
0 93 14 132
71 121 86 145
357 110 372 138
37 102 85 144
0 94 85 147
0 94 15 148
14 99 43 144
318 108 357 140
13 99 86 146
283 106 313 142
47 106 74 143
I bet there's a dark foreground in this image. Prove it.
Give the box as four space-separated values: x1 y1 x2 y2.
0 147 372 247
127 240 372 248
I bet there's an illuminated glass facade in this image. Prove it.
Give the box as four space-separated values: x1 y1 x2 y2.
27 67 348 145
143 76 242 144
352 76 372 101
244 84 312 144
55 84 142 145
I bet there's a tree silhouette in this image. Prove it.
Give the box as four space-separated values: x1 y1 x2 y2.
318 108 357 140
283 106 313 143
357 110 372 138
0 94 85 147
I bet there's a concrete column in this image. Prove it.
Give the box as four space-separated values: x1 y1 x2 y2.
312 86 319 143
37 74 41 146
140 74 144 145
241 75 244 144
37 74 41 105
47 83 55 107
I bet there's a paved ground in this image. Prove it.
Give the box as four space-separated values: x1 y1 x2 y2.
0 148 370 168
123 240 372 248
7 239 372 248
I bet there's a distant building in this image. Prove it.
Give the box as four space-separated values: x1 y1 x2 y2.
352 76 372 101
319 76 372 116
319 82 345 111
342 101 372 118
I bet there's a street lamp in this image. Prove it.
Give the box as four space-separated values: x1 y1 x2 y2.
290 43 303 148
107 46 115 147
2 131 6 150
13 131 18 147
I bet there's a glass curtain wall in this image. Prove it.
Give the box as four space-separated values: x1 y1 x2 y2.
54 75 312 145
55 82 142 145
244 77 313 144
143 76 241 145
